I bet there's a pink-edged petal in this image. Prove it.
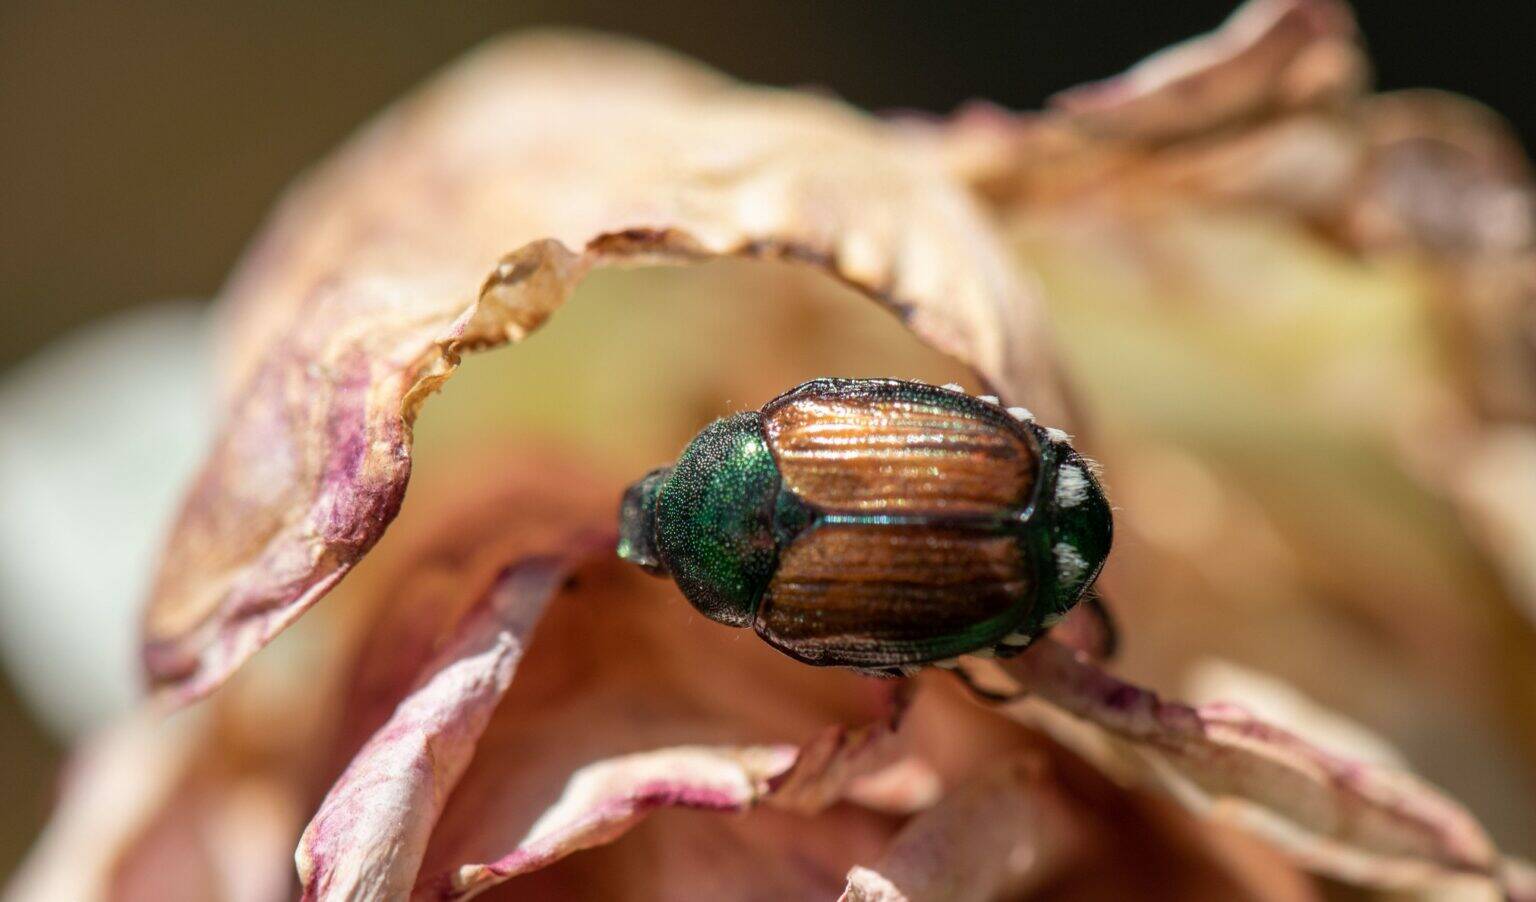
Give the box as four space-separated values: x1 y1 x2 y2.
425 712 903 900
446 744 795 897
297 541 604 901
142 31 1067 703
984 639 1521 893
1049 0 1362 141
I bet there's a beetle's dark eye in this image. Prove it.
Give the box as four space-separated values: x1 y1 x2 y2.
617 467 670 575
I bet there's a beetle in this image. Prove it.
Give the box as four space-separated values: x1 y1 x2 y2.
617 377 1112 675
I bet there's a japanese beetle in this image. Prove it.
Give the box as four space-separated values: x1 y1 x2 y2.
618 378 1112 675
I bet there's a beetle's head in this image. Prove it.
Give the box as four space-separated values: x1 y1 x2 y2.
617 466 671 575
1045 452 1114 612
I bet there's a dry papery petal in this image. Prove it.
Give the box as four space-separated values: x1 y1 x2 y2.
433 725 898 901
297 544 603 900
839 751 1318 902
142 30 1067 703
839 758 1076 902
921 0 1369 207
970 640 1529 898
392 563 909 901
1049 0 1362 142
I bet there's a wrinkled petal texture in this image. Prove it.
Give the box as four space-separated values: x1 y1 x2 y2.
1050 0 1361 141
142 31 1066 702
439 718 900 902
297 546 600 900
838 753 1318 902
990 640 1523 894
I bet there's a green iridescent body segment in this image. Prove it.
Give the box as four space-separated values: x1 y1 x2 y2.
652 414 780 627
617 378 1113 672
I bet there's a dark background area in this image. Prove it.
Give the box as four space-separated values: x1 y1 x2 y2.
0 0 1529 877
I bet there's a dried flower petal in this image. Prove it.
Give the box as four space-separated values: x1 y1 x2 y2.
841 741 1323 902
142 32 1067 703
297 546 603 901
982 640 1521 894
440 719 898 901
1049 0 1362 141
839 756 1084 902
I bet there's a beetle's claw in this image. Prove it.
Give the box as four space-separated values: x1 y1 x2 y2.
852 664 922 679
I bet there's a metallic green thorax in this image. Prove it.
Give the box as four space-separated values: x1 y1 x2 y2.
648 413 780 628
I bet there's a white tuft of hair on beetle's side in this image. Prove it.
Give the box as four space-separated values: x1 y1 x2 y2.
1055 464 1090 509
1053 542 1088 587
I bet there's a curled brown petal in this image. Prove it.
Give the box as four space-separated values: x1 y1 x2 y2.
142 32 1068 703
1049 0 1362 142
841 734 1324 902
839 755 1086 902
979 639 1519 894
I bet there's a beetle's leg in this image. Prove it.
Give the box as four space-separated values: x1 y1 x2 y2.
1082 589 1119 660
851 664 921 679
948 667 1019 702
1048 588 1118 661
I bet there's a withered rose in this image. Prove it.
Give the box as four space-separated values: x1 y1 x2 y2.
8 2 1536 900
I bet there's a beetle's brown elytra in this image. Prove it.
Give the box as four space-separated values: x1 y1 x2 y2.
617 378 1112 675
763 388 1038 514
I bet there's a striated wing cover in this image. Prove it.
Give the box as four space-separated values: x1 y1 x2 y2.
757 523 1032 665
761 379 1039 516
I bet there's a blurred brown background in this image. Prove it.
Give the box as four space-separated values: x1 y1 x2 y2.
1 0 1529 878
